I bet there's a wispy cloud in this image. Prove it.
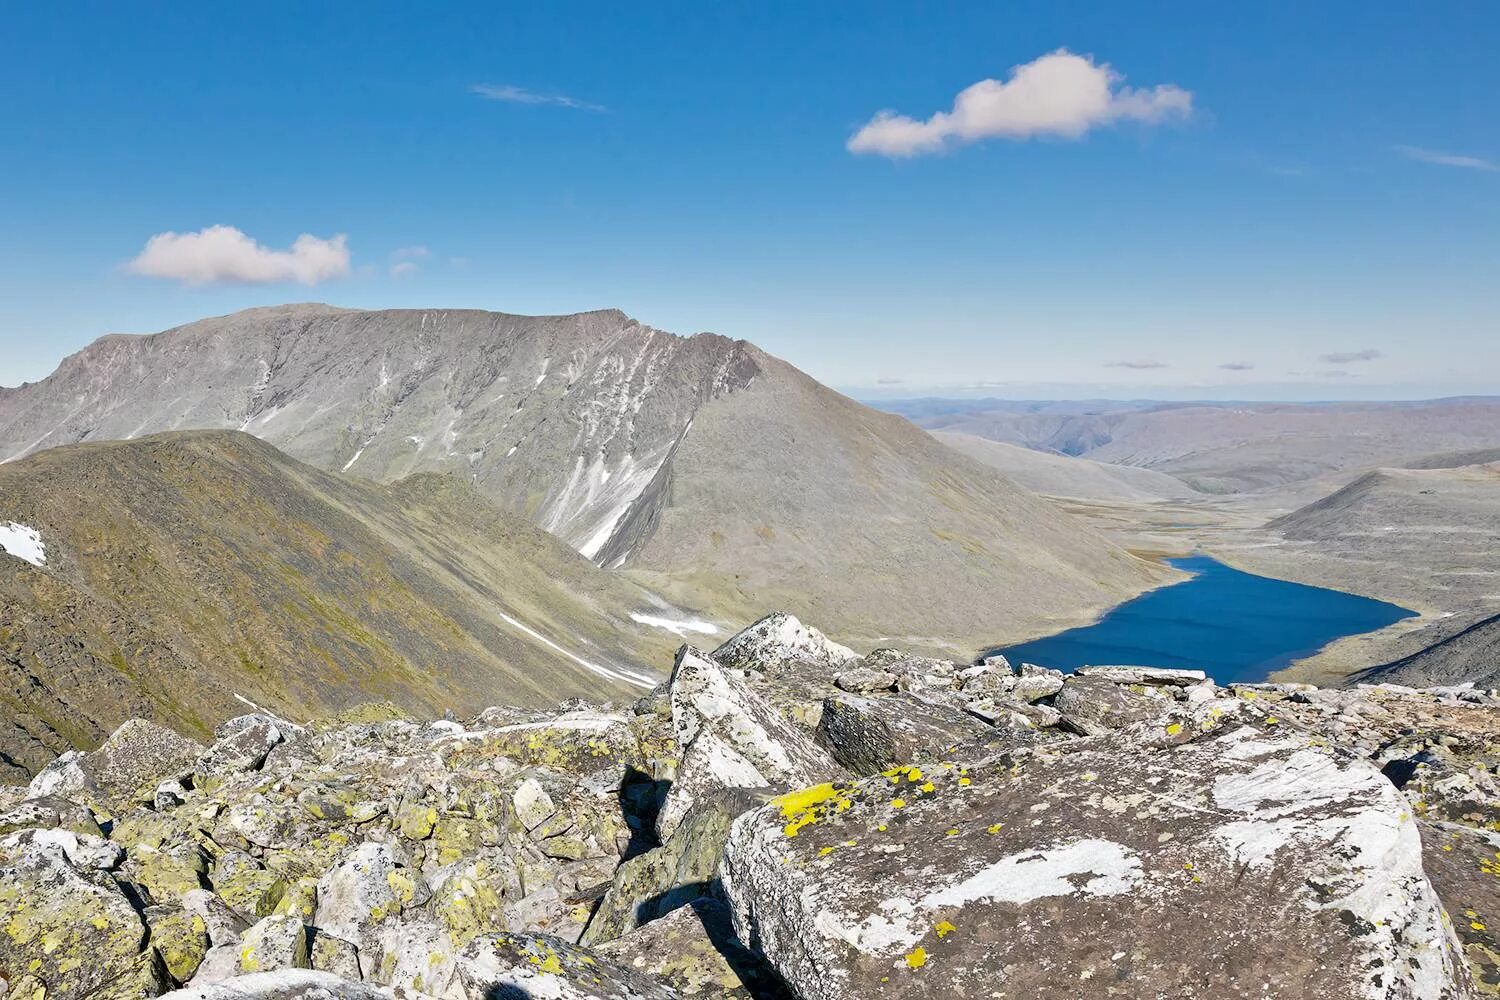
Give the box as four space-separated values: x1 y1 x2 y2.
848 49 1191 158
1104 360 1169 370
127 225 350 286
1395 145 1496 172
389 245 429 278
1219 361 1255 371
1318 348 1382 364
471 83 606 113
875 377 905 385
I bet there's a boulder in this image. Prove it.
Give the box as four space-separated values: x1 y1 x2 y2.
213 851 286 918
596 898 794 1000
512 777 556 832
194 717 287 793
1052 673 1166 734
146 903 212 983
237 913 311 973
1075 665 1209 686
457 932 680 999
158 970 392 999
365 919 461 994
0 794 102 838
711 612 857 675
814 693 997 776
1421 821 1500 995
314 842 426 959
25 750 98 801
720 725 1465 999
0 826 123 871
0 841 151 1000
84 718 205 806
833 667 898 694
656 647 839 839
583 797 741 945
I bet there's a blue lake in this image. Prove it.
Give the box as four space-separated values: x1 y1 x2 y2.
992 555 1416 684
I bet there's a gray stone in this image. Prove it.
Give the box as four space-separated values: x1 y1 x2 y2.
720 725 1464 1000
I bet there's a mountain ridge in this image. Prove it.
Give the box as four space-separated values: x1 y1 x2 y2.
0 305 1171 655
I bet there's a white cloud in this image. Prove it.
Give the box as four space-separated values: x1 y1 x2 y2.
848 49 1192 157
1104 360 1169 370
127 225 350 286
1219 361 1255 371
471 83 606 112
390 261 420 278
1395 145 1496 172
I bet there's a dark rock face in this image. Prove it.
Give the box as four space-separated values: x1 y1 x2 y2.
0 612 1496 998
814 693 996 777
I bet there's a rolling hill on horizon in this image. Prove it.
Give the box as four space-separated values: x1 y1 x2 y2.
882 396 1500 494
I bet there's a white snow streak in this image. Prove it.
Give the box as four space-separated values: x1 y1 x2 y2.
495 611 655 688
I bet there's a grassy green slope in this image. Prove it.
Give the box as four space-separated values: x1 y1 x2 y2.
0 431 678 776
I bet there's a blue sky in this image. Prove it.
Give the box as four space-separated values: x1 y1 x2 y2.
1 2 1496 399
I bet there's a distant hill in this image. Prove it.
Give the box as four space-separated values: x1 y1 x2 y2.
1353 610 1500 689
879 397 1500 494
932 431 1199 503
1257 463 1500 664
0 305 1169 654
0 431 683 778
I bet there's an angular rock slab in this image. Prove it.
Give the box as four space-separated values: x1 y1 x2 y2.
158 970 393 999
720 726 1466 1000
656 646 838 839
457 932 681 998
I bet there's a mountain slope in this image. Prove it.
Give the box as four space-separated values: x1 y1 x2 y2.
931 431 1199 503
1252 462 1500 625
1353 611 1500 689
620 356 1173 649
0 305 1170 653
0 431 684 777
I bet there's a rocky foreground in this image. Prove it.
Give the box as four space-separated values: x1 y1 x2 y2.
2 614 1499 999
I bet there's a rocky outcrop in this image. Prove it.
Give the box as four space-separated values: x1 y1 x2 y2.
655 643 841 840
0 612 1496 998
720 725 1462 998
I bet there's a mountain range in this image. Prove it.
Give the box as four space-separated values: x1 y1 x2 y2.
0 305 1169 655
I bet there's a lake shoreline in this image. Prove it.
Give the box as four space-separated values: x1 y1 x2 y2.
986 555 1417 686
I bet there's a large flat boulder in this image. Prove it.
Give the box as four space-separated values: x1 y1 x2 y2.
720 725 1465 999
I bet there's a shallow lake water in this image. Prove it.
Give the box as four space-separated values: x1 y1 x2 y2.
991 555 1416 684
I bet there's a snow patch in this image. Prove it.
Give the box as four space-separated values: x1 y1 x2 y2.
631 612 720 637
0 522 46 566
920 838 1144 908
